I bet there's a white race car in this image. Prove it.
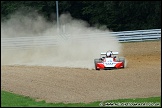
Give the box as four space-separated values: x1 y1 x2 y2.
94 51 125 70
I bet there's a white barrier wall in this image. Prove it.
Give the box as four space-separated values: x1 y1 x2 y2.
1 29 161 49
112 29 161 42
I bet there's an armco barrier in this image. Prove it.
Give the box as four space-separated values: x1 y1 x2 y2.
1 29 161 49
111 29 161 42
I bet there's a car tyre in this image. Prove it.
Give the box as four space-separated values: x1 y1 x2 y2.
119 57 125 68
94 59 102 70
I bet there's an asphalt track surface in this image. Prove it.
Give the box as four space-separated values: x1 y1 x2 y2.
1 41 161 103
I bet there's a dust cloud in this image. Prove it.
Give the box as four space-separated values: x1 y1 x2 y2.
1 11 122 69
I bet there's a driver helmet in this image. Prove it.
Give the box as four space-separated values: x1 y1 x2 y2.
106 51 111 57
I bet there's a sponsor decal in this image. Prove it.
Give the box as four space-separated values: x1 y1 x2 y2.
104 62 114 65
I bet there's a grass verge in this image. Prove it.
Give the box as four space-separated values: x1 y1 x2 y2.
1 90 161 107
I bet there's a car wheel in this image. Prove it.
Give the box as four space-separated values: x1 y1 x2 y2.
119 57 125 68
94 59 102 70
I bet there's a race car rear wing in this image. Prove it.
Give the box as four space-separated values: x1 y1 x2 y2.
101 52 119 55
